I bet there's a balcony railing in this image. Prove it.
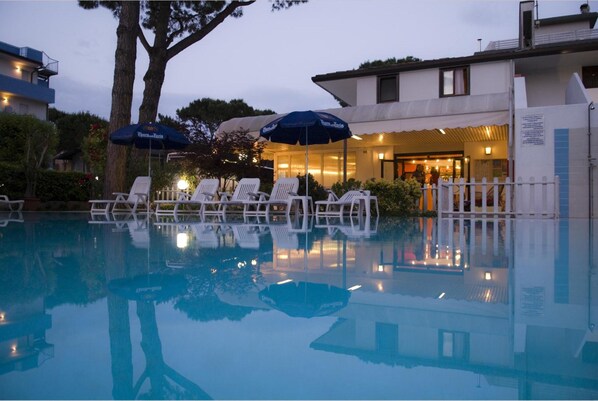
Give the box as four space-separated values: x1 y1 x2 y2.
484 28 598 51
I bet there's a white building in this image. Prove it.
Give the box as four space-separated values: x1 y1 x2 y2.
0 41 58 120
217 1 598 218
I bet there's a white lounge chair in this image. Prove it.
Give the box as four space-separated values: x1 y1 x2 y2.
243 177 299 217
0 195 24 212
89 176 151 214
202 178 260 216
154 178 219 215
314 190 360 217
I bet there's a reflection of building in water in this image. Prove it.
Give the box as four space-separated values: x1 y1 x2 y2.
254 218 598 398
0 298 54 375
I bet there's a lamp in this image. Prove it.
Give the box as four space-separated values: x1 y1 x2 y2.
378 152 385 160
177 179 189 190
484 271 492 280
484 146 492 155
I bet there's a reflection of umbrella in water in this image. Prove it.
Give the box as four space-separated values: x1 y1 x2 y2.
260 111 352 196
109 273 187 302
110 122 190 176
259 281 351 318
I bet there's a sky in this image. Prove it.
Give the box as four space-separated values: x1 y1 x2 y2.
0 0 590 122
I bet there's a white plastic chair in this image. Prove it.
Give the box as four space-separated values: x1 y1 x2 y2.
89 176 151 214
154 178 219 215
202 178 260 216
243 177 299 217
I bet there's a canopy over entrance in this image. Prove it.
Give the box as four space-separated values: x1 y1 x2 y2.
215 92 510 148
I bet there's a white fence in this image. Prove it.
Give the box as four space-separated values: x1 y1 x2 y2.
428 176 560 219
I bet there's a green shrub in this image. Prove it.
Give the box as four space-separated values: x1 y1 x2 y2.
363 178 422 216
331 178 362 197
296 173 328 202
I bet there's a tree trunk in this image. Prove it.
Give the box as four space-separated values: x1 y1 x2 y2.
103 1 140 197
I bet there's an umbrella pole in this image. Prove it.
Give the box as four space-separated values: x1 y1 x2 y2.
149 140 152 176
305 127 309 198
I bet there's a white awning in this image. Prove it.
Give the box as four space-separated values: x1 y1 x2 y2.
215 92 510 137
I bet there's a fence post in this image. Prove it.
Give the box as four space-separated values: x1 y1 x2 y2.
529 176 536 217
505 177 512 216
492 177 499 214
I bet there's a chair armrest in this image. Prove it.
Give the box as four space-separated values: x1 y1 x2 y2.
288 191 298 197
0 195 8 201
218 191 231 201
201 192 216 200
175 191 191 201
249 191 269 201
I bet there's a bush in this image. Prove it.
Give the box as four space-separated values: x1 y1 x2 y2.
331 178 362 197
0 162 98 201
363 178 422 216
296 173 328 202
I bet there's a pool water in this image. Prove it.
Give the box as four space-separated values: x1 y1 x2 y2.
0 212 597 400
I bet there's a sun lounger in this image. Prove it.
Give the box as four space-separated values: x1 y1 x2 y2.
0 195 24 212
243 177 299 217
89 176 151 214
202 178 260 216
154 178 219 215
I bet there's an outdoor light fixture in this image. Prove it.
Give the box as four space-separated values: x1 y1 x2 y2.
438 292 446 299
348 285 362 291
277 279 293 285
438 128 446 135
378 152 385 160
377 264 384 272
177 179 189 190
484 146 492 155
351 134 363 140
484 271 492 280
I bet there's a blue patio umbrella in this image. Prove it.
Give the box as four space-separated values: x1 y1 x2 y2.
260 111 352 196
110 122 190 175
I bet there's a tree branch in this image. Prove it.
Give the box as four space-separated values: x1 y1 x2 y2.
166 0 254 60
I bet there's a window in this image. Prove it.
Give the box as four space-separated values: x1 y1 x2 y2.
378 75 398 103
439 330 469 361
582 66 598 89
440 66 469 97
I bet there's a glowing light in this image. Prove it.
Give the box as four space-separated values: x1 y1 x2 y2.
438 292 446 299
348 285 362 291
177 179 189 190
251 259 257 266
277 279 293 285
438 128 446 135
484 271 492 280
377 283 384 292
378 152 385 160
484 146 492 155
176 233 189 248
378 134 384 142
0 313 5 321
10 345 17 353
278 163 289 169
377 264 384 272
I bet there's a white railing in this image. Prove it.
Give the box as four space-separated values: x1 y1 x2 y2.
434 176 560 219
484 28 598 51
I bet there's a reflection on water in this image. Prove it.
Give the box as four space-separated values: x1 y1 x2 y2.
0 212 596 400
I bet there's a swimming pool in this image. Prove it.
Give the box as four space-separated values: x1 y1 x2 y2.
0 212 596 400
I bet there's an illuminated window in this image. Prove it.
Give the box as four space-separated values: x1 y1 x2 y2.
440 66 469 97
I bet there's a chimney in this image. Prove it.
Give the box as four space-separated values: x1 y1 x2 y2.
519 1 535 49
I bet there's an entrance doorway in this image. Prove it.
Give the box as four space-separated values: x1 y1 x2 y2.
395 152 468 184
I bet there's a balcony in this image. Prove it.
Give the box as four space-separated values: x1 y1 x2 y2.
0 74 55 104
484 28 598 51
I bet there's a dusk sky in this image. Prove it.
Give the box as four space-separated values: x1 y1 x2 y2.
0 0 587 122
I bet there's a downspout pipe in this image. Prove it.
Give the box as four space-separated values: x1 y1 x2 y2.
589 101 595 219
